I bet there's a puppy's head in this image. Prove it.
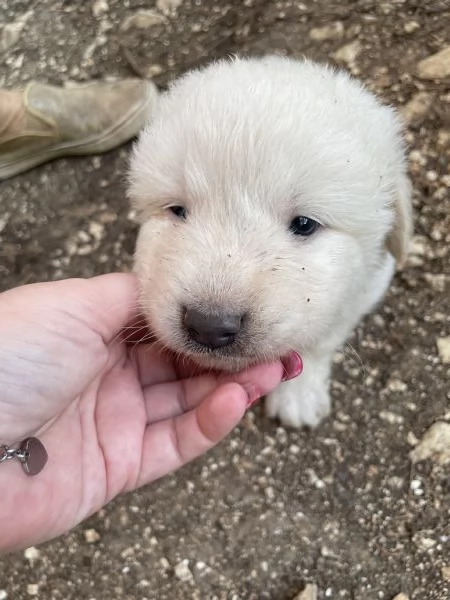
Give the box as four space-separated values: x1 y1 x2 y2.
128 56 411 371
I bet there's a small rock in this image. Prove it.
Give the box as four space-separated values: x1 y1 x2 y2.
332 40 361 66
292 583 318 600
417 46 450 80
26 585 39 597
410 421 450 465
437 336 450 364
121 9 165 31
174 559 193 582
379 410 404 425
147 64 164 77
84 528 101 543
0 12 32 53
156 0 184 13
92 0 108 17
0 591 7 600
412 531 436 551
409 236 428 256
392 594 410 600
401 92 434 123
407 431 419 446
404 21 419 34
160 557 170 570
24 547 40 561
441 566 450 581
88 221 105 241
309 21 344 41
265 486 275 500
387 378 408 393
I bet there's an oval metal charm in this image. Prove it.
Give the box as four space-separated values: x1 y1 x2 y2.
21 437 48 476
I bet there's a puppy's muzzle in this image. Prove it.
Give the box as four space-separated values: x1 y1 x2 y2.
183 307 243 349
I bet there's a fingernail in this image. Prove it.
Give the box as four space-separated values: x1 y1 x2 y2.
243 383 261 409
281 351 303 382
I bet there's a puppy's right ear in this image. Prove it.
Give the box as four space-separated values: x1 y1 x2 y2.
386 174 413 268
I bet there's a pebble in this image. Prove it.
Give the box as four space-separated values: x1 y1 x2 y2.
0 12 32 53
379 410 404 425
292 583 318 600
309 21 344 41
0 592 7 600
174 559 193 582
441 566 450 581
84 528 101 543
24 547 40 561
26 585 39 596
92 0 109 17
436 336 450 364
387 378 408 393
417 46 450 79
410 421 450 465
403 21 419 34
120 9 165 32
156 0 184 12
401 92 434 124
412 532 436 551
332 40 361 66
392 594 410 600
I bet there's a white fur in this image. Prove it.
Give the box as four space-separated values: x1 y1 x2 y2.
128 56 412 427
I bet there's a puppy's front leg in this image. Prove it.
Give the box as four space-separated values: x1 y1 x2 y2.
266 353 333 428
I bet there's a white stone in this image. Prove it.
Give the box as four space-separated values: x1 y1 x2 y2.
437 336 450 364
156 0 184 13
309 22 344 41
26 585 39 597
401 92 434 123
332 41 361 65
417 46 450 80
92 0 108 17
24 546 40 561
410 421 450 465
84 528 101 543
174 559 193 582
0 12 32 53
121 10 165 32
292 583 319 600
404 21 419 33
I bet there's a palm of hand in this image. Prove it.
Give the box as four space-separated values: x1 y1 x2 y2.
0 274 283 552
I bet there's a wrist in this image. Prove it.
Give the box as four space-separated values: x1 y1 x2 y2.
0 460 48 554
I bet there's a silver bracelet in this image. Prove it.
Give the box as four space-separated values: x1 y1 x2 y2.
0 437 48 476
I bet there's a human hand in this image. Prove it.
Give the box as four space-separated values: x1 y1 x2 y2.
0 274 292 552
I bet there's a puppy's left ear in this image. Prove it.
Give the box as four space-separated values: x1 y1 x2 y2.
386 174 413 268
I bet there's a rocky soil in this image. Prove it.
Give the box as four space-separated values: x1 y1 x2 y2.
0 1 449 599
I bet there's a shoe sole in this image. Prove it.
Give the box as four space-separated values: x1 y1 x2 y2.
0 85 157 181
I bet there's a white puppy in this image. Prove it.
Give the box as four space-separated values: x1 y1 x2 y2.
128 56 412 428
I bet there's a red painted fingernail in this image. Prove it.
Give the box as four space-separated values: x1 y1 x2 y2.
243 383 261 409
281 351 303 382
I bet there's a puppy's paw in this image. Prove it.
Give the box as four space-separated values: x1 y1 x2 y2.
265 379 331 428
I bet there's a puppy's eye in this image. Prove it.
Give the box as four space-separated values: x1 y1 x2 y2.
289 216 320 237
168 205 187 219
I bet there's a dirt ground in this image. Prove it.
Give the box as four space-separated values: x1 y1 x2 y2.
0 1 449 599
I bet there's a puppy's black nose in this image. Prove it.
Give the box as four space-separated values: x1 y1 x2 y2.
183 308 242 349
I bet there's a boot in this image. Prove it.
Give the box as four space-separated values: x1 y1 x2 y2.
0 79 158 180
